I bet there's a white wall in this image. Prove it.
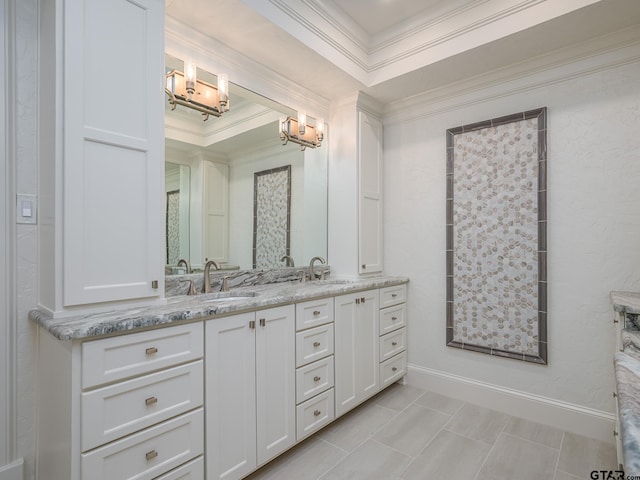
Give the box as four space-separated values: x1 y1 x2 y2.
1 0 9 467
7 0 38 478
383 48 640 419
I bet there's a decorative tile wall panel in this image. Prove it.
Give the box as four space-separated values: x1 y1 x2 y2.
446 108 547 364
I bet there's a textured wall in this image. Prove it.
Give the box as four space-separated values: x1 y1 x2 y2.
12 0 39 479
383 57 640 414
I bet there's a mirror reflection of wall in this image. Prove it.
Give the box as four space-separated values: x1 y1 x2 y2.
164 55 328 272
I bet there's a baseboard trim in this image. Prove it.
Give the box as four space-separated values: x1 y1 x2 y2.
405 363 616 444
0 459 23 480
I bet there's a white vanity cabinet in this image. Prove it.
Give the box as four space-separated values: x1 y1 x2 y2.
334 289 380 417
295 298 336 440
205 305 296 480
36 322 205 480
39 0 165 313
379 285 408 388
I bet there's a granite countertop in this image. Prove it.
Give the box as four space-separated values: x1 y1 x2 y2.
30 276 409 341
611 291 640 315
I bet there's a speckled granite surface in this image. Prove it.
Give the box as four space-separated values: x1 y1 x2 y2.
30 275 408 341
612 290 640 475
615 344 640 476
611 291 640 315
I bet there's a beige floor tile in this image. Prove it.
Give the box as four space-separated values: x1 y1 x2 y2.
504 417 564 449
245 437 347 480
553 470 583 480
415 390 465 416
373 403 450 456
373 383 426 412
320 439 412 480
476 433 559 480
445 403 510 444
317 401 397 452
557 432 618 478
400 430 492 480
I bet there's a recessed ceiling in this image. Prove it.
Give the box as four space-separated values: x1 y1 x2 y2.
166 0 640 105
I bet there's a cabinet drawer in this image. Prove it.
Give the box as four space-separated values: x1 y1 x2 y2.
81 409 204 480
296 388 335 441
296 356 334 404
379 304 406 335
379 328 406 362
296 298 334 331
379 284 407 309
154 456 204 480
81 361 204 451
296 324 334 367
379 352 406 388
82 322 204 389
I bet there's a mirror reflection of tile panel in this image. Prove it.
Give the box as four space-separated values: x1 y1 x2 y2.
446 108 547 365
253 166 291 269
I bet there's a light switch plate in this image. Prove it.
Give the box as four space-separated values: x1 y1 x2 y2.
16 194 37 225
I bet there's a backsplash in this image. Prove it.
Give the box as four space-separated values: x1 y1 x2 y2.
165 266 331 297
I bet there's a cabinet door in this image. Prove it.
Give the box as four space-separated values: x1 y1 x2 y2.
334 290 380 417
206 313 256 480
63 0 165 305
357 290 380 401
204 161 229 263
255 305 296 466
358 111 383 275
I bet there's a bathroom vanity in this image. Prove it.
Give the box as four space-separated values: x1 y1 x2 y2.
32 275 408 480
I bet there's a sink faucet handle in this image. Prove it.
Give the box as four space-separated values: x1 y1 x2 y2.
221 276 230 292
298 269 307 284
179 279 197 296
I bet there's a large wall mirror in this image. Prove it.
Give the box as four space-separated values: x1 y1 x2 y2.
164 55 328 273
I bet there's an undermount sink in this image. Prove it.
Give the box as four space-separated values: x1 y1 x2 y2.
199 291 259 302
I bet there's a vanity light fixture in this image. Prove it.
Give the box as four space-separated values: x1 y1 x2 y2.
279 113 324 150
165 61 229 121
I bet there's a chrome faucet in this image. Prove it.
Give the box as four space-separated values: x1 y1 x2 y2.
177 258 191 274
280 255 295 267
309 256 326 281
202 259 221 293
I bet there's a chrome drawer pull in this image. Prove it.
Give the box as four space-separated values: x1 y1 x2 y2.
392 342 398 346
145 347 158 355
392 367 398 372
249 320 256 329
313 341 321 347
260 318 266 327
391 316 398 321
314 409 321 417
314 376 321 382
391 293 398 298
146 449 158 461
145 396 158 406
313 310 321 316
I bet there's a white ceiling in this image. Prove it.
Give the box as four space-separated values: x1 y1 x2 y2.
166 0 640 105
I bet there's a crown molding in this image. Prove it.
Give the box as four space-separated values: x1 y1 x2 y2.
243 0 603 87
383 25 640 125
166 15 330 119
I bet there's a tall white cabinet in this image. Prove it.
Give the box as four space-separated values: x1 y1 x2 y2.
329 93 384 277
358 111 383 275
205 305 296 480
39 0 165 314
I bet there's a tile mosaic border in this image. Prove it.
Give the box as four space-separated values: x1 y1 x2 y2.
253 165 292 269
446 107 548 365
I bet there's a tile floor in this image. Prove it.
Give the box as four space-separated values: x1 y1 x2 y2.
246 383 617 480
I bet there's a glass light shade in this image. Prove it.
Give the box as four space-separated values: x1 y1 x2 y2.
298 111 306 136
